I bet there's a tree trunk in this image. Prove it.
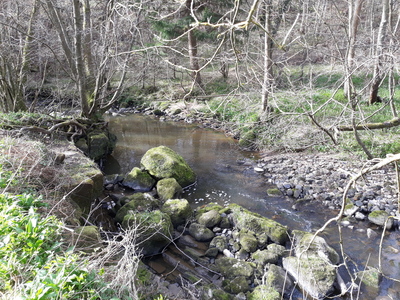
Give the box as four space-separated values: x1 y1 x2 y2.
261 0 273 112
344 0 364 99
72 0 91 118
188 29 202 87
369 0 389 105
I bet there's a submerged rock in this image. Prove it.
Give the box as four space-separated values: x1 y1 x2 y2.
140 145 196 187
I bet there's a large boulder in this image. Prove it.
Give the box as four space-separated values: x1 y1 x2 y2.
228 204 288 244
161 199 192 227
122 167 156 192
140 146 196 187
282 230 339 299
121 210 173 256
156 178 183 201
115 193 160 223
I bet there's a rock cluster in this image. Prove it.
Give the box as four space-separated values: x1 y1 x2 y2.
101 145 351 299
258 153 399 229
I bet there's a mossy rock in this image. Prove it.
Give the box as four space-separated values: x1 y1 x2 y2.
248 285 280 300
69 172 103 215
140 146 196 187
195 203 224 216
198 209 222 228
122 167 156 192
238 130 256 148
264 264 293 296
357 267 381 290
267 188 282 196
283 255 336 299
87 130 116 161
222 276 250 294
215 257 254 280
239 231 258 253
209 236 227 252
161 198 193 227
115 193 160 223
368 210 393 229
228 204 288 244
292 230 340 264
251 249 279 266
156 177 183 201
201 286 233 300
72 226 102 250
188 223 215 242
121 210 173 256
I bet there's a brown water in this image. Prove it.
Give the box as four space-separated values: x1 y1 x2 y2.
105 113 400 299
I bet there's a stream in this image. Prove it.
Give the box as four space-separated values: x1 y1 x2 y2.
105 113 400 299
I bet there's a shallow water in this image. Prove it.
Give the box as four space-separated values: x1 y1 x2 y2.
105 113 400 299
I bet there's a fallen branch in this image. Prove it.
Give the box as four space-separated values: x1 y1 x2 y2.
336 117 400 131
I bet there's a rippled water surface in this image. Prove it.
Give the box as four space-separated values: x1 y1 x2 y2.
106 113 400 299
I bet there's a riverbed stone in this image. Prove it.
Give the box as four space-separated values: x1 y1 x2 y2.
368 210 393 229
283 255 336 299
140 145 196 187
115 193 160 223
215 257 254 280
198 209 222 228
189 223 215 242
161 198 192 227
156 178 183 201
122 167 156 191
121 210 173 256
228 204 288 244
248 284 280 300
